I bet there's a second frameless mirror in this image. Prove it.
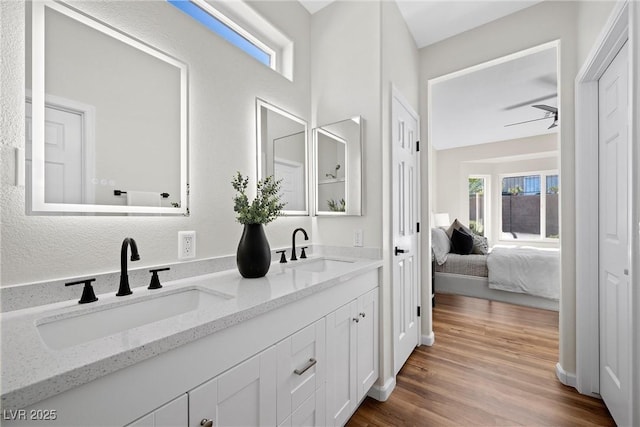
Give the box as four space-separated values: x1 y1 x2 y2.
256 99 309 215
314 116 363 216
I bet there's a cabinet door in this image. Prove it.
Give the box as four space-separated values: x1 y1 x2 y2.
276 318 326 425
188 346 276 427
357 288 379 401
126 394 187 427
278 386 326 427
325 300 357 427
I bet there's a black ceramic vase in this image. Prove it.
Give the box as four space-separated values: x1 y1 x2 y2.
236 223 271 278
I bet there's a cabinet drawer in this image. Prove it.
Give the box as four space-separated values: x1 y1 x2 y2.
276 318 326 425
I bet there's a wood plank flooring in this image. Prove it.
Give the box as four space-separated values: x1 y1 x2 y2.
347 294 614 426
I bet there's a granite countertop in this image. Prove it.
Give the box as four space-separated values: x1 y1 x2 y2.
0 256 382 411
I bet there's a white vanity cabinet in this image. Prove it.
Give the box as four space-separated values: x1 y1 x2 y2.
3 266 380 427
126 394 188 427
326 288 379 427
188 347 277 427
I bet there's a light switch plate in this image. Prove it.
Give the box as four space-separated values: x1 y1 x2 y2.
353 229 363 247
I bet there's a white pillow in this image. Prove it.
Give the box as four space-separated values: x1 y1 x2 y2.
431 227 450 265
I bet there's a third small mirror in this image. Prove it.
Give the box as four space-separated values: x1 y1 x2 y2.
314 116 363 216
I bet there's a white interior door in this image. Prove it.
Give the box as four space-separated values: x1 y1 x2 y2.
392 90 420 375
598 41 631 427
274 158 304 211
25 101 84 204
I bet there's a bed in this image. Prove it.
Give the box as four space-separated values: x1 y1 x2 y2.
432 227 559 311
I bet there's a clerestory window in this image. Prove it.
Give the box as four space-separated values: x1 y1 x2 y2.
167 0 292 79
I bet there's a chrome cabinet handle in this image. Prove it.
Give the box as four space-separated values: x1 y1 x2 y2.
294 358 317 375
353 317 360 323
359 312 366 318
200 419 213 427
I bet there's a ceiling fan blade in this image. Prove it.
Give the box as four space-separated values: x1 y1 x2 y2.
532 104 558 113
504 117 551 127
504 94 557 111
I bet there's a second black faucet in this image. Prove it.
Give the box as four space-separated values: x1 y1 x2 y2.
291 228 308 261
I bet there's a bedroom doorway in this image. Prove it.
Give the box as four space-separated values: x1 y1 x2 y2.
426 39 562 372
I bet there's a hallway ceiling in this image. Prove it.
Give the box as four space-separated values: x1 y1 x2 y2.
395 0 543 48
299 0 543 48
300 0 558 150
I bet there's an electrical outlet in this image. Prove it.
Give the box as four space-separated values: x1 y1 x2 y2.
353 229 363 247
178 231 196 259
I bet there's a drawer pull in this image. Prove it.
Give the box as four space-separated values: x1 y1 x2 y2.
359 312 366 318
294 358 317 375
200 419 213 427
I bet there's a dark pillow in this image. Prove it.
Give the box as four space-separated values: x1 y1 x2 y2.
451 228 474 255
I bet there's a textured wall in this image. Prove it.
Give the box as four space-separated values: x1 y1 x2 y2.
1 0 311 286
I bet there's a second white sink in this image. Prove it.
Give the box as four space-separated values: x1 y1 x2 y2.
289 258 355 273
36 287 232 350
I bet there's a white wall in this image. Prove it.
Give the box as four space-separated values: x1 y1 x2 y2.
1 0 312 286
310 0 419 395
420 0 621 380
434 133 559 248
310 0 382 245
577 1 617 64
380 0 420 393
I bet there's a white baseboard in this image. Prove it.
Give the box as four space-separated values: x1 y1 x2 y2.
421 331 435 346
556 362 577 388
368 376 396 402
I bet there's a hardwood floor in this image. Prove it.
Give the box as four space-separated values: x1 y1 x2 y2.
348 294 614 426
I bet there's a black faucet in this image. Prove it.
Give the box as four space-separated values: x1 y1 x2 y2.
117 237 140 296
291 228 308 261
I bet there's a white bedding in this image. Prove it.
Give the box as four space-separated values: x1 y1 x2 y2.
487 245 560 300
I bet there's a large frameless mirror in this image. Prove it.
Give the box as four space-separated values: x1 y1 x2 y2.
26 1 188 215
314 116 363 216
256 99 309 215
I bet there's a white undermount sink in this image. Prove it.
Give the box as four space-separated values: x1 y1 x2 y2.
36 287 232 350
289 258 355 273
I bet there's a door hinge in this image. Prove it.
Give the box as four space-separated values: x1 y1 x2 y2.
416 140 420 151
417 222 420 233
417 306 421 317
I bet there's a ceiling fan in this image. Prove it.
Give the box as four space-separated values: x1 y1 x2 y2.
505 104 559 129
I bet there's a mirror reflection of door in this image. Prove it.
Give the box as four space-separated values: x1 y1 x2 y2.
25 100 87 207
273 131 306 211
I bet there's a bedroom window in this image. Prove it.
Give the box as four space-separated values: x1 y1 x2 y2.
501 172 559 240
468 176 486 236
